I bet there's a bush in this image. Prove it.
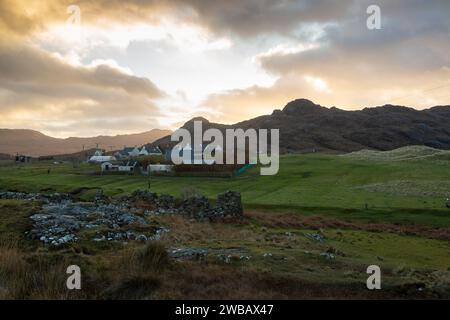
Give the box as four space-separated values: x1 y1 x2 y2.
136 242 170 271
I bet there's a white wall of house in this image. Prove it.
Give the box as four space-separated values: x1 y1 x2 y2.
101 162 119 171
89 156 116 163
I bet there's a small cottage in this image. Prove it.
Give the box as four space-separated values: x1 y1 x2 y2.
89 155 116 163
101 160 139 173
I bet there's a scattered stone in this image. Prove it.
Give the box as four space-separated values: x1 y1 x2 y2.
94 189 109 203
93 235 106 242
22 194 163 246
136 234 148 242
320 252 336 260
169 247 208 261
147 227 170 241
285 232 294 237
0 191 71 203
218 254 232 263
325 246 345 257
2 189 244 247
304 233 325 242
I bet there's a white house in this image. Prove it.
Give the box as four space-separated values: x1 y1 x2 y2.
101 160 139 173
89 155 116 163
126 147 140 157
118 160 139 172
101 161 120 171
166 143 216 165
93 149 104 156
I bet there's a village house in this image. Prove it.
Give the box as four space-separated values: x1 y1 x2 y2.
101 160 140 173
114 146 140 159
139 145 163 156
165 144 217 165
15 154 32 163
88 149 116 163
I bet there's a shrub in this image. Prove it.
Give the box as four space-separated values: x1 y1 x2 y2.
136 242 170 271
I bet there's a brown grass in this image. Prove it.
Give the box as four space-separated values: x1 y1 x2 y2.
0 240 170 299
247 212 450 241
156 262 398 300
0 244 85 299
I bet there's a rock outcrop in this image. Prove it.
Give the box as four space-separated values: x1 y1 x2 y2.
0 189 243 247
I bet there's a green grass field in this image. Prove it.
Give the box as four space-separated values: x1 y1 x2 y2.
0 147 449 299
1 149 449 226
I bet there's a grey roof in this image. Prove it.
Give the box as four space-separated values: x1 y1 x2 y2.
125 160 139 167
143 145 162 154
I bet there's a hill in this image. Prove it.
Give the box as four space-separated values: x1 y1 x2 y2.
342 145 450 162
0 129 172 157
154 99 450 153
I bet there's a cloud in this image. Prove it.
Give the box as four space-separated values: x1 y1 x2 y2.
200 0 450 121
0 42 165 137
0 0 352 38
0 0 449 134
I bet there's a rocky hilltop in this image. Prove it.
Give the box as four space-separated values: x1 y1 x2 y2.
154 99 450 153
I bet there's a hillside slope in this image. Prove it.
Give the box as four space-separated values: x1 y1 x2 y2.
0 129 171 157
154 99 450 153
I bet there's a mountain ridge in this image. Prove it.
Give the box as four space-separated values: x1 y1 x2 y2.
0 128 172 157
153 99 450 153
2 99 449 156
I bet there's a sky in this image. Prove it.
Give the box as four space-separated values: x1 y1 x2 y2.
0 0 449 138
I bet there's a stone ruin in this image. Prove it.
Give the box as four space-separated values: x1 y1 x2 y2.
214 191 243 218
0 189 243 246
124 189 244 220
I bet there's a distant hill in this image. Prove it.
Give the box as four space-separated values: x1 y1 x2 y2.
0 129 171 157
153 99 450 153
0 153 12 160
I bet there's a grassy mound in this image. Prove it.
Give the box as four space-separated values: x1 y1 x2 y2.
342 145 450 162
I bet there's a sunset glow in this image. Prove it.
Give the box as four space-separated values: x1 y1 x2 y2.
1 0 449 137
